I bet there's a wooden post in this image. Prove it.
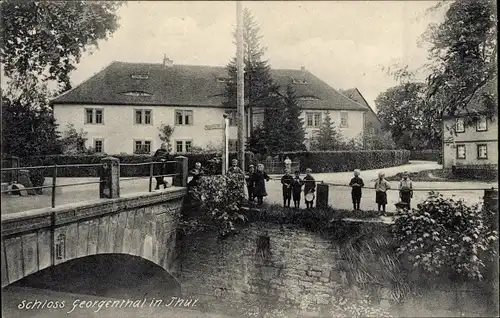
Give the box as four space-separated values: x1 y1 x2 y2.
483 188 498 213
6 156 19 184
149 162 154 192
222 114 229 175
316 182 329 209
236 0 245 171
51 165 57 208
100 157 120 199
173 156 188 187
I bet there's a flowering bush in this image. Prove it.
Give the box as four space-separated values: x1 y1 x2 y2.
190 174 247 238
392 192 498 280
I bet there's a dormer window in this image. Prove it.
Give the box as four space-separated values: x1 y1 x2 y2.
297 96 320 101
291 77 308 85
121 91 152 97
131 74 149 80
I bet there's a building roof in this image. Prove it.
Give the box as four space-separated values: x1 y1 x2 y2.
442 78 498 118
51 61 367 111
340 88 382 123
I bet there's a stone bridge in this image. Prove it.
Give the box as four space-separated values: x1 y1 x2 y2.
1 156 188 288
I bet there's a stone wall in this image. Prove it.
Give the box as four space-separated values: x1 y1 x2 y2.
177 222 498 317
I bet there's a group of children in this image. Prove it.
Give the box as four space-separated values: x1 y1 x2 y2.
279 168 316 209
189 158 414 212
245 164 316 208
348 170 413 212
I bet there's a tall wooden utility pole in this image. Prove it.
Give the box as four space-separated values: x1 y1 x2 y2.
236 1 245 170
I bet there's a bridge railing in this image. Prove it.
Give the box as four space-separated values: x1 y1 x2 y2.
1 156 189 209
120 160 178 192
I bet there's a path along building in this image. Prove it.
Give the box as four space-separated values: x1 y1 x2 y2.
50 57 376 155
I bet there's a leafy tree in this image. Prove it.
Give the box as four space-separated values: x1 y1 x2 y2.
1 80 61 158
246 125 268 155
424 0 497 119
0 0 123 92
375 83 442 150
362 131 397 150
310 112 346 151
59 124 89 154
281 85 306 151
158 124 175 153
0 0 122 158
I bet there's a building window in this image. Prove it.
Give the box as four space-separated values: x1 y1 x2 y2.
477 144 488 159
135 109 152 125
306 112 321 127
175 110 193 125
134 140 152 154
94 139 104 153
85 108 104 124
456 144 466 160
476 117 487 131
175 140 192 153
340 112 349 128
456 118 465 133
176 141 183 153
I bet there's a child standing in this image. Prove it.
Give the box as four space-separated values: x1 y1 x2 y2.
399 171 413 209
246 165 256 202
303 168 316 209
292 171 304 209
228 159 244 175
252 164 270 205
374 172 391 213
349 169 364 210
281 169 294 208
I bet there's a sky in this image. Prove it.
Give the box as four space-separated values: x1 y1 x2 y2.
67 1 446 110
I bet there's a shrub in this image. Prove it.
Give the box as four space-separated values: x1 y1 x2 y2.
279 150 410 173
18 152 255 177
187 174 248 238
392 192 498 281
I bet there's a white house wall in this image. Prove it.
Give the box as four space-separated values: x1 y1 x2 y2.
53 104 236 154
442 116 498 168
54 104 366 154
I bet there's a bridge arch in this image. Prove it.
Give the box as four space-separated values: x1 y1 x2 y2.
1 188 185 288
8 253 181 299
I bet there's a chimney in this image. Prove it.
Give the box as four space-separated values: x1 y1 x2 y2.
163 54 173 67
301 66 307 83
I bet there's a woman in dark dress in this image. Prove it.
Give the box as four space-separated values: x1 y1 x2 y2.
153 143 169 189
252 164 270 205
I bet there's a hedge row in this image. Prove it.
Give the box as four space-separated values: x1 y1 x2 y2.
410 150 442 163
277 150 410 173
15 150 409 177
18 152 256 178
